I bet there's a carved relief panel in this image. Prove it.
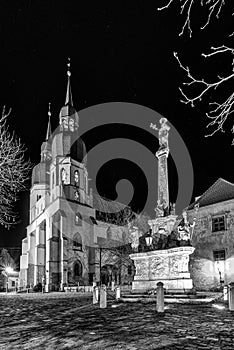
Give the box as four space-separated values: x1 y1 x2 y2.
134 259 149 279
150 256 169 279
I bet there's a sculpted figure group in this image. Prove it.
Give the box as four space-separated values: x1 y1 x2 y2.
129 204 199 253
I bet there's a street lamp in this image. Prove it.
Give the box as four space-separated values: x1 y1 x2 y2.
145 231 153 249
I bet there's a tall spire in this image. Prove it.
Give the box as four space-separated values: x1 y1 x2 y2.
65 58 73 106
45 102 52 141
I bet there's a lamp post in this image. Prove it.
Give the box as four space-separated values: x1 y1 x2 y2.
5 267 13 293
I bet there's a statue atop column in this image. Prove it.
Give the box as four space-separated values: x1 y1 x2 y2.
158 117 170 150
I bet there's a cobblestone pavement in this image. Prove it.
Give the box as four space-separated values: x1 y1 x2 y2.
0 292 234 349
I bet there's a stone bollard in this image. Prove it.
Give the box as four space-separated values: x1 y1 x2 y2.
116 286 121 300
228 282 234 311
93 286 98 304
223 285 228 301
95 286 99 302
100 285 107 308
156 282 164 313
111 281 115 292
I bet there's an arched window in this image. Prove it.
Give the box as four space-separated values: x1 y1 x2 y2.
75 212 82 226
73 232 82 251
74 260 83 278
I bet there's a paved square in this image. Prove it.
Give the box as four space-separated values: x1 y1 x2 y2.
0 293 234 349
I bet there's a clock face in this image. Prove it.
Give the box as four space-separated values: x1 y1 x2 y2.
69 118 74 132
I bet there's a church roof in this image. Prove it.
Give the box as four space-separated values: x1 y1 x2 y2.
93 193 127 213
188 178 234 210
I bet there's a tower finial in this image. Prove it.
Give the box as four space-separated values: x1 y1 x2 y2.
46 102 52 141
48 102 51 117
67 57 71 77
65 57 73 105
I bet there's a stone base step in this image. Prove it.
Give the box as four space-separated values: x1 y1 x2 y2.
119 291 222 304
118 296 216 304
130 289 196 295
122 293 209 299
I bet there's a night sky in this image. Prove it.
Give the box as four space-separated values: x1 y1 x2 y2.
0 1 233 248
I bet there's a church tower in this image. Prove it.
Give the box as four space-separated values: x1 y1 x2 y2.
20 60 95 292
19 60 131 292
29 104 52 223
50 59 90 206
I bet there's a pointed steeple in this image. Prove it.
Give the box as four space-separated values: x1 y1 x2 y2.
41 102 52 163
65 58 73 106
59 58 79 132
45 102 52 141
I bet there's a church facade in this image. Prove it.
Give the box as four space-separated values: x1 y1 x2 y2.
19 64 132 291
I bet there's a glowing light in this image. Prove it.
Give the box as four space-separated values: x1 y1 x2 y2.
111 304 121 308
212 304 225 310
5 267 13 274
145 235 153 246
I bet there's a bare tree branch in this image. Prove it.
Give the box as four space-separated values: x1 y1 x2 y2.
174 49 234 138
0 107 32 227
158 1 234 141
158 0 228 37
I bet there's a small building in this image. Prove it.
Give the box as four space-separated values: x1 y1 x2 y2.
0 270 19 292
188 178 234 291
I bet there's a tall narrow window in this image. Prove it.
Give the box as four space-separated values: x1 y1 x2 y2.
106 226 112 241
74 260 82 277
75 212 82 226
61 168 67 184
73 232 82 251
74 190 80 202
74 170 79 186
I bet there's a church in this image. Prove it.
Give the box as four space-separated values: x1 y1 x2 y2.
19 61 234 293
19 63 132 291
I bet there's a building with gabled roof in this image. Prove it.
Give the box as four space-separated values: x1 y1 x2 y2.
187 178 234 290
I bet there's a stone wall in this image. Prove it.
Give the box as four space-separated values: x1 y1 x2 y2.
19 269 27 287
188 200 234 290
27 264 34 287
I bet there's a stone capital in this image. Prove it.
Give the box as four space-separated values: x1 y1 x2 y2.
156 147 169 159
